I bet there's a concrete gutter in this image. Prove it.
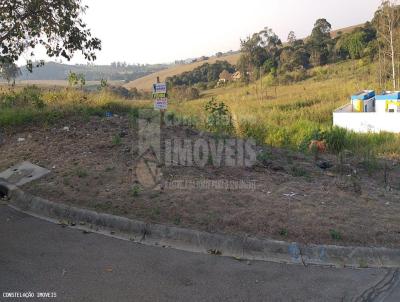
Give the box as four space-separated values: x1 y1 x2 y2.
1 178 400 269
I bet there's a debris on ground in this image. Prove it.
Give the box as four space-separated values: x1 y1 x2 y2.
283 192 298 198
208 249 222 256
104 266 113 272
316 160 333 170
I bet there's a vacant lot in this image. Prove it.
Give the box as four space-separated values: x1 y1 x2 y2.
1 114 399 248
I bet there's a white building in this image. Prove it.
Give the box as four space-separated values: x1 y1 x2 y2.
375 91 400 113
350 90 375 112
333 91 400 133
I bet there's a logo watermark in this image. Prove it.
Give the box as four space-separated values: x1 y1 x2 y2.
134 109 257 190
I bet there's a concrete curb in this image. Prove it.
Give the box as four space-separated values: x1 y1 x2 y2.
2 179 400 269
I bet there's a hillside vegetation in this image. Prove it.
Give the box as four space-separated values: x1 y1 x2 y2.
163 6 400 158
0 85 149 127
124 53 241 91
169 60 400 158
122 24 361 91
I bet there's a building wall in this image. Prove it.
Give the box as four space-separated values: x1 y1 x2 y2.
376 101 387 113
376 100 400 113
333 112 400 133
351 97 375 112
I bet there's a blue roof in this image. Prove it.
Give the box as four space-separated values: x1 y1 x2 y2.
375 91 400 100
351 90 375 100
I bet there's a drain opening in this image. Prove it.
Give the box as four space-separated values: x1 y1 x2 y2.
0 184 9 198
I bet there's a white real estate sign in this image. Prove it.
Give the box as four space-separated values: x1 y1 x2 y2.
154 97 168 110
153 82 168 110
152 83 167 94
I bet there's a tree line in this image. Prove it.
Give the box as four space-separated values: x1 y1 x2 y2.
238 20 377 81
238 1 400 90
166 61 235 88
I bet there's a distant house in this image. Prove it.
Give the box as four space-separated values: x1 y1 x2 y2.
232 71 242 81
333 90 400 133
218 70 233 86
219 70 232 81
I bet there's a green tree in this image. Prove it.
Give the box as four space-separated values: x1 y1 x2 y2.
68 72 79 87
167 61 235 87
259 27 282 68
287 31 297 46
68 71 85 88
239 33 268 73
0 0 101 71
346 31 367 59
0 61 21 85
238 28 282 80
280 35 310 72
334 24 377 61
307 19 332 66
100 78 108 89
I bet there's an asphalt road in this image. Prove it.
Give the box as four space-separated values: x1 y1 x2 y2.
0 204 399 302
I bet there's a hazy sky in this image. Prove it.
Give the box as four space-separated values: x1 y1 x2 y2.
22 0 382 65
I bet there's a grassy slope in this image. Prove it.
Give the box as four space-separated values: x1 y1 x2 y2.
123 53 241 91
331 24 366 38
169 60 400 157
0 88 151 127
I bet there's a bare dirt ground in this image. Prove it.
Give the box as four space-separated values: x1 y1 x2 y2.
1 114 400 248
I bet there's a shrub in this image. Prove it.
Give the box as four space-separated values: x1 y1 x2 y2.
0 85 45 109
329 229 342 240
239 120 268 145
257 149 271 166
170 86 200 101
1 92 18 107
106 85 131 99
324 127 347 154
20 85 45 109
204 98 233 135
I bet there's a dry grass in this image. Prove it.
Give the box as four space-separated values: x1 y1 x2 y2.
330 23 366 38
0 87 151 127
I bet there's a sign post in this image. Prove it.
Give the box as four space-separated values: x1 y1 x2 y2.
153 77 167 126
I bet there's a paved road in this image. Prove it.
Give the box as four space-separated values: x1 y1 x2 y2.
0 205 399 302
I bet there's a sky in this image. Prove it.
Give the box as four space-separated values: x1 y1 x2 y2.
21 0 383 65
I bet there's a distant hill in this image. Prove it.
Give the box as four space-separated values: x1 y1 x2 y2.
124 53 241 91
330 24 365 38
18 61 169 83
11 24 363 89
